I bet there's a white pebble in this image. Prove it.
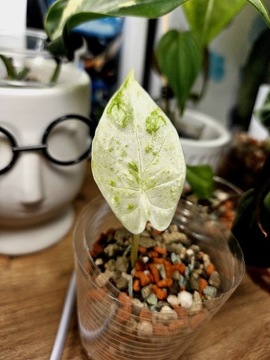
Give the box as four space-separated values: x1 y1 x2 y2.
142 256 149 263
167 294 179 306
186 248 194 257
160 305 178 321
95 258 104 266
137 321 153 337
178 290 193 309
95 270 113 287
132 298 144 309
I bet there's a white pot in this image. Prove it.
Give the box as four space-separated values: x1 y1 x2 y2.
175 109 231 171
0 48 91 254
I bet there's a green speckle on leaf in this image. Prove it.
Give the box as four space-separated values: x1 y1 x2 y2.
127 204 135 211
113 195 120 204
145 109 166 135
110 180 116 186
128 161 138 173
128 161 139 183
143 178 157 190
121 150 127 157
107 85 133 129
145 143 153 153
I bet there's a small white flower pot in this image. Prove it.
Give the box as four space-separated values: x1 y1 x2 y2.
175 109 231 171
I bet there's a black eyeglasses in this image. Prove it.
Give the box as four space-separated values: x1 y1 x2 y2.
0 114 96 175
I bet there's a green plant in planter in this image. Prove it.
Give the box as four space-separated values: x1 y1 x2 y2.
91 69 186 265
0 0 193 83
155 0 270 118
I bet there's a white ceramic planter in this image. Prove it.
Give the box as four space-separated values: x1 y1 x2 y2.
174 109 231 171
0 34 91 255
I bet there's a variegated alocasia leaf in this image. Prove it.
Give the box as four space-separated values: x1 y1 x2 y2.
91 70 186 234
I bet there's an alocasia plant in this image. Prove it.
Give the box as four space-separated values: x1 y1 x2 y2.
91 70 186 265
91 70 186 234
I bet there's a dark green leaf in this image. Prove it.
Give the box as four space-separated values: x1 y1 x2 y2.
183 0 247 46
186 164 214 200
155 30 202 114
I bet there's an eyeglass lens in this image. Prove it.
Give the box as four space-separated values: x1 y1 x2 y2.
0 131 13 171
45 117 92 163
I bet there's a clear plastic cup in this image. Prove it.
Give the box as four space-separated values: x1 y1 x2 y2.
73 195 245 360
0 29 60 87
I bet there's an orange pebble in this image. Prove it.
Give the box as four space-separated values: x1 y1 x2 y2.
153 323 169 335
154 246 167 256
89 242 104 257
168 319 185 332
153 257 166 264
134 271 151 286
173 263 186 274
118 292 132 305
153 286 167 300
147 272 155 283
157 278 173 288
199 278 208 294
138 246 147 254
133 279 140 292
206 263 215 276
139 308 152 321
148 250 159 258
116 304 131 323
165 261 173 278
149 263 160 283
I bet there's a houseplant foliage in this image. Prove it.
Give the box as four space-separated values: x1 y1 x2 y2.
155 0 270 115
44 0 270 65
44 0 191 60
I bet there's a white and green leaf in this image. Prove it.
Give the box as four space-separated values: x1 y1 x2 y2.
91 70 186 234
45 0 189 42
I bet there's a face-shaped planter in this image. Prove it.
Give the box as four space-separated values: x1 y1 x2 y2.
0 31 92 255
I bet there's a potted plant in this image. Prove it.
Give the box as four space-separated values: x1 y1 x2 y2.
154 0 270 170
0 0 194 255
73 70 245 359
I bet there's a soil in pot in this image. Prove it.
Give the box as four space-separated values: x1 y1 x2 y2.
74 197 244 360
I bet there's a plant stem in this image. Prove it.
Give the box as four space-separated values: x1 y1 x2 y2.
131 234 140 268
49 57 61 84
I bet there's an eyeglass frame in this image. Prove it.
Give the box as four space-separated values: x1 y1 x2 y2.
0 114 96 175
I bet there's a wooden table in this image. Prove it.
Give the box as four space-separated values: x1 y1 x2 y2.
1 160 270 360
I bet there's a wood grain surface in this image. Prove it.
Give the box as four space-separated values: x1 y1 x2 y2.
1 160 270 360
